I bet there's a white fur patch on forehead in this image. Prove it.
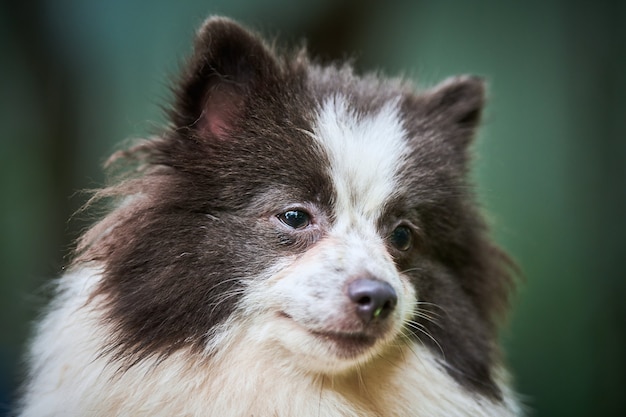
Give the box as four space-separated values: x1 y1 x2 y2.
312 95 409 220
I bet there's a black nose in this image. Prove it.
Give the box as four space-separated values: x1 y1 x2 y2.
347 278 398 323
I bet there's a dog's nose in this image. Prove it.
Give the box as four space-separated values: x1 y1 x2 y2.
347 278 397 323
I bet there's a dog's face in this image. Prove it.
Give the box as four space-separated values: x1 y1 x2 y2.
242 97 418 373
81 17 512 399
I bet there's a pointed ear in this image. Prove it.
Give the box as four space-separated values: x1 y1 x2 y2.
409 76 486 150
171 17 280 138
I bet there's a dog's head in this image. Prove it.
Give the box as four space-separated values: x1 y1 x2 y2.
79 17 513 398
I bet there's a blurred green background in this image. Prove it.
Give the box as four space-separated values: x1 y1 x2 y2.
1 0 624 415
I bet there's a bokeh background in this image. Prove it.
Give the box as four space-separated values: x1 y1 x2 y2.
1 0 624 415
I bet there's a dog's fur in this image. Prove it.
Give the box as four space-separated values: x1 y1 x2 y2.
18 17 521 416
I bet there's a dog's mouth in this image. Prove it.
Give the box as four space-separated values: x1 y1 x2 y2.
309 329 377 357
278 312 378 357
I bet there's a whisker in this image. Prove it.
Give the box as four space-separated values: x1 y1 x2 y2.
415 301 449 317
413 311 442 328
404 320 445 360
396 331 428 369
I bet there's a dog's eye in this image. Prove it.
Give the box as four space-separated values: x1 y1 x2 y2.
278 210 311 230
390 225 412 251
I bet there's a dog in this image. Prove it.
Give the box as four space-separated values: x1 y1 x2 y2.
18 16 521 416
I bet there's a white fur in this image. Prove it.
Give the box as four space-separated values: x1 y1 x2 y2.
240 231 414 374
312 95 409 222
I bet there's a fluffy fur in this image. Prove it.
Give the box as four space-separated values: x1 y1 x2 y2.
18 17 521 416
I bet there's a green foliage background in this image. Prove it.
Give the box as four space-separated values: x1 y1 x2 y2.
1 1 624 415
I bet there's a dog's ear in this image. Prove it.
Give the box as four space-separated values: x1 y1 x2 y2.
405 76 486 152
171 17 280 139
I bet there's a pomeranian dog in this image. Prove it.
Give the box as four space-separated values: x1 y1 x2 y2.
18 16 521 417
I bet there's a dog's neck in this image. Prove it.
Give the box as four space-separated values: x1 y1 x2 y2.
124 326 519 417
